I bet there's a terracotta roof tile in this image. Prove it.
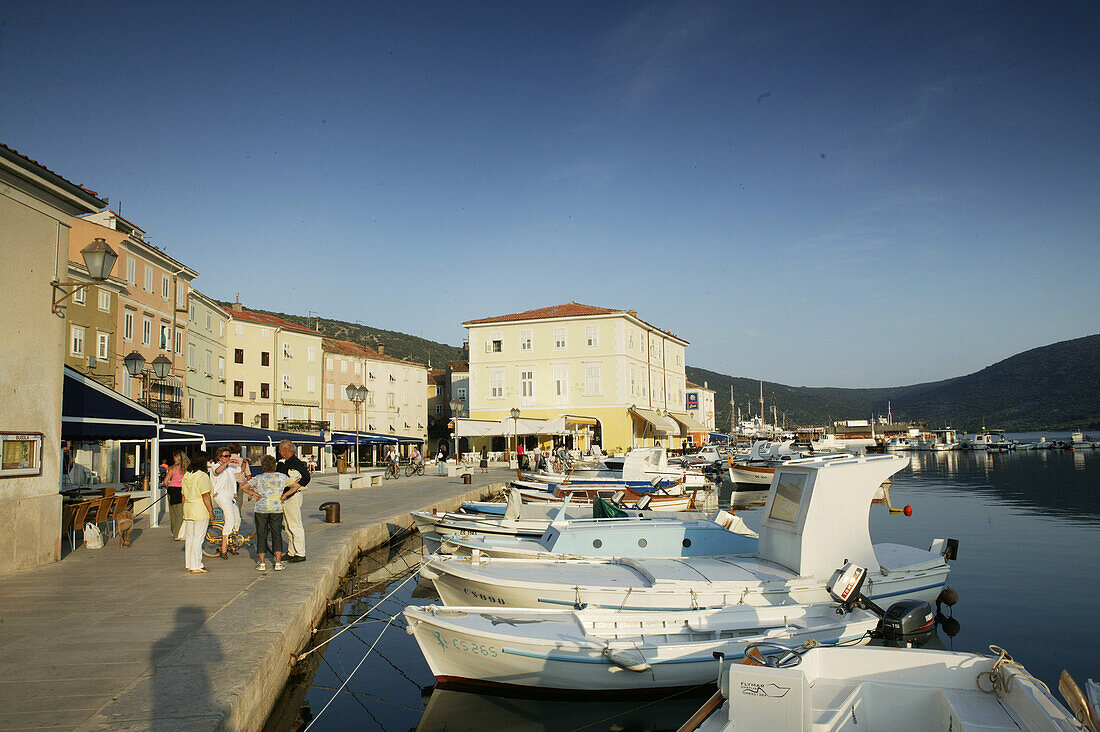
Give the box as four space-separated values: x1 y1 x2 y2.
462 302 689 344
0 142 104 199
228 307 321 336
322 338 424 368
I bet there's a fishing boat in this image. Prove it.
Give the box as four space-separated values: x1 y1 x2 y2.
726 440 803 486
685 645 1090 732
403 601 880 694
929 428 959 451
512 481 697 512
526 445 711 489
436 507 758 560
421 455 955 611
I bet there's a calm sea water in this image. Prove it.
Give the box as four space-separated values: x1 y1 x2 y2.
266 441 1100 731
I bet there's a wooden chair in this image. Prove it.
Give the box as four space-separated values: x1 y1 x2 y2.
91 497 113 538
65 500 96 549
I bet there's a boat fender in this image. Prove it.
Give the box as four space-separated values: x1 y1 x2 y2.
603 646 650 672
419 565 440 581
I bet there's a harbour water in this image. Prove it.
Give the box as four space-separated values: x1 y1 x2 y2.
266 439 1100 731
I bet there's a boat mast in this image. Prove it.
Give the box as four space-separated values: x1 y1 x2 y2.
759 381 764 427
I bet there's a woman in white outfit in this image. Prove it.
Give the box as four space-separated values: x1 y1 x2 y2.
210 446 243 559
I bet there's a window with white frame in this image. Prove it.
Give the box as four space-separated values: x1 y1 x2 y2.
176 281 185 303
218 402 224 422
307 346 316 362
630 364 637 396
144 266 153 293
98 289 110 312
159 324 170 350
72 284 85 305
142 317 152 346
97 332 109 360
307 375 316 393
126 257 136 284
124 310 134 341
188 343 196 368
519 368 534 405
326 357 333 370
187 396 195 420
403 368 409 381
676 352 682 366
435 404 443 414
489 367 504 398
161 275 170 299
282 342 292 358
218 356 225 378
519 329 532 351
325 383 334 399
70 326 85 356
174 329 182 354
261 328 271 340
235 323 244 336
283 374 292 390
387 393 396 408
188 303 195 321
341 413 348 429
327 412 335 426
554 327 567 349
584 363 602 396
367 392 375 407
553 365 569 404
487 331 503 353
354 362 361 374
628 328 634 350
403 391 409 405
585 325 599 348
456 387 466 399
219 320 224 337
205 350 212 374
341 359 347 372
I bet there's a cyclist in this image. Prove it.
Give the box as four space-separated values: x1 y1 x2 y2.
385 445 400 478
410 446 422 467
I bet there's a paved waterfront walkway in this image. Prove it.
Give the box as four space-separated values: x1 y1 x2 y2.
0 467 511 732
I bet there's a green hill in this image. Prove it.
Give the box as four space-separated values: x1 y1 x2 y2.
690 333 1100 431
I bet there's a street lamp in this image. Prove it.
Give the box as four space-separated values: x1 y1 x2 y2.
52 237 119 317
449 398 462 460
123 351 174 410
510 407 521 465
346 384 369 473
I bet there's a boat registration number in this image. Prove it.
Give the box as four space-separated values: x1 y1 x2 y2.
434 631 498 657
461 587 507 604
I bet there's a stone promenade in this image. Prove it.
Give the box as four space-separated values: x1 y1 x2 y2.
0 467 509 731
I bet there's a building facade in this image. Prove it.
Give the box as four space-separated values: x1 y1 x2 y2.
224 301 323 431
0 142 106 573
73 211 198 420
60 237 126 388
321 339 428 450
184 289 229 424
462 303 691 453
684 380 717 444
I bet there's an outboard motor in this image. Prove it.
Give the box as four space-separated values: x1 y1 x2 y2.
827 562 936 647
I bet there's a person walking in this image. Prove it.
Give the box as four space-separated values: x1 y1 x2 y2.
166 451 188 540
181 451 216 573
210 446 243 559
436 447 446 476
242 454 299 571
479 445 488 474
276 440 311 563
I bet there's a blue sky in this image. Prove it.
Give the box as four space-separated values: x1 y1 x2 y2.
3 1 1097 387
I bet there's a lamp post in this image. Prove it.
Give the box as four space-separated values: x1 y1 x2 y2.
345 384 369 473
51 237 119 317
123 351 174 410
449 398 462 460
510 407 520 465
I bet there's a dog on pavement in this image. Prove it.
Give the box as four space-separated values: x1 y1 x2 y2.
116 509 134 547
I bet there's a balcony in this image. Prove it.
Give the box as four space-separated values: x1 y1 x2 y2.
278 419 330 434
147 399 183 420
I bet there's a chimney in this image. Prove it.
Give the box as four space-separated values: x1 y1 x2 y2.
314 317 320 331
231 293 242 312
377 343 385 355
462 341 469 357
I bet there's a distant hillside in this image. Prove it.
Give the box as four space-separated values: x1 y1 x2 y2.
690 333 1100 431
222 303 464 368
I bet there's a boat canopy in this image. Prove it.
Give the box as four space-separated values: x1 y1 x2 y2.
62 366 159 440
629 407 679 435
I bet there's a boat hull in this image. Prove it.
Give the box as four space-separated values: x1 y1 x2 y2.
404 605 877 693
727 462 774 486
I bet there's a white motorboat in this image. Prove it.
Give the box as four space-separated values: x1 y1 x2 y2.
1071 431 1094 449
438 508 758 560
930 428 960 451
884 437 912 451
689 645 1088 732
527 445 711 489
965 431 994 450
421 455 955 612
511 481 697 512
727 440 804 486
403 601 880 694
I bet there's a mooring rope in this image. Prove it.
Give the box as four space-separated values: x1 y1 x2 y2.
303 613 398 731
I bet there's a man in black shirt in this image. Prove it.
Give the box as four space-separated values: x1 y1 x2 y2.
277 439 311 562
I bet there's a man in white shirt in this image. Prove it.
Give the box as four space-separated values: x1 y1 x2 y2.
209 444 243 558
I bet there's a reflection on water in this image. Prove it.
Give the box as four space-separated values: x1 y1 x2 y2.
267 450 1100 731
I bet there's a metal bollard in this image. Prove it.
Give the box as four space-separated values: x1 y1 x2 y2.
319 502 341 523
462 473 472 485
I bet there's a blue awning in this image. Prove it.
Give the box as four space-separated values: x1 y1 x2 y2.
160 423 326 447
328 431 396 445
62 367 159 440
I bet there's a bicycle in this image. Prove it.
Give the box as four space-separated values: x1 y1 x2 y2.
202 507 256 557
405 461 425 477
385 461 400 480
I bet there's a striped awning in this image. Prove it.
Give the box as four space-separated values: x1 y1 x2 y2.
630 407 679 435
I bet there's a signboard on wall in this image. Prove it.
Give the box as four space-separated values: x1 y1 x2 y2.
686 393 699 410
1 432 43 478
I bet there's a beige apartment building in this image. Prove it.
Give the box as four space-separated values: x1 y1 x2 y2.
322 339 428 454
224 301 323 430
462 302 692 452
60 236 126 388
0 142 106 573
185 289 229 423
72 212 198 420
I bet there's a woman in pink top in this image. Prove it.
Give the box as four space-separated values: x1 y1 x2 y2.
166 450 188 539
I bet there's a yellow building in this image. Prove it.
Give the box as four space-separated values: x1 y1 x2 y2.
224 300 323 431
462 302 691 453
